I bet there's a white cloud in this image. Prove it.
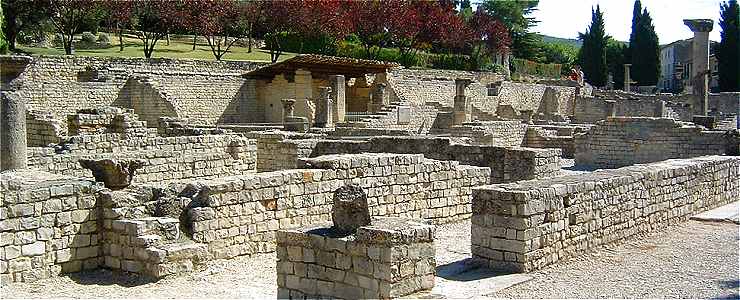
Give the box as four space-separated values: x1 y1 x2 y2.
531 0 724 44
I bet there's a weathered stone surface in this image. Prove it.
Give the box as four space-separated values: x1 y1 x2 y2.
79 159 145 190
1 92 28 171
332 185 371 234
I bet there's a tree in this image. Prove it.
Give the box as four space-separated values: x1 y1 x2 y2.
606 39 627 90
129 0 182 59
47 0 98 55
540 42 578 75
259 0 296 62
718 0 740 92
2 0 50 51
345 0 394 60
101 0 132 52
577 5 608 87
468 9 512 70
480 0 541 60
187 0 253 61
292 0 350 55
626 0 642 63
0 3 7 53
240 0 263 53
630 9 660 85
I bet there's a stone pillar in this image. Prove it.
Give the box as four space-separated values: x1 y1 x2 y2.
1 92 28 171
654 100 666 118
368 83 386 113
623 64 632 93
314 87 333 128
294 69 315 125
329 75 346 123
281 98 295 120
453 79 472 125
605 100 617 119
684 19 713 116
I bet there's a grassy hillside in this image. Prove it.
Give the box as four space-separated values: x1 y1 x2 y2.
539 34 582 48
16 33 295 62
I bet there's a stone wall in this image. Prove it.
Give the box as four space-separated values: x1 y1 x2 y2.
575 117 737 169
27 134 257 184
276 219 435 299
186 153 489 259
522 125 587 158
7 55 264 130
1 171 101 283
26 111 65 147
471 155 740 272
431 121 528 147
572 96 693 124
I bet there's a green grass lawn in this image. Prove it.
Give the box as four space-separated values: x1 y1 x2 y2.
16 33 295 62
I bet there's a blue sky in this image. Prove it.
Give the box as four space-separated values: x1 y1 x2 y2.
529 0 725 44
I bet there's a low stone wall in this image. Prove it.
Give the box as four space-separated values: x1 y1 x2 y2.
276 218 435 299
432 121 527 147
572 96 694 124
471 155 740 272
523 126 580 158
186 153 489 259
28 134 257 184
1 171 101 283
575 117 737 169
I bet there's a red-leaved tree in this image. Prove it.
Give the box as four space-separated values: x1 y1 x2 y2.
344 0 394 60
469 9 512 68
187 0 252 60
101 0 132 52
293 0 350 54
259 0 297 62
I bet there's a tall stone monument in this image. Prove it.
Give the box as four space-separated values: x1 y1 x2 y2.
623 64 632 93
683 19 713 116
315 87 333 128
1 92 28 171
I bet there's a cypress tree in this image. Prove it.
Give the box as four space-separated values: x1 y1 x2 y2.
718 0 740 92
577 5 609 87
627 0 642 63
631 9 660 85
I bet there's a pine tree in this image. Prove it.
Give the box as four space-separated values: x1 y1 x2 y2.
631 9 660 85
606 40 627 90
718 0 740 92
577 5 609 87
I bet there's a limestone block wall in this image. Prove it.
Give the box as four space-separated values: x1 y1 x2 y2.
308 136 562 184
573 95 695 124
27 134 257 184
26 111 65 147
7 55 265 131
1 171 101 283
122 77 179 127
276 219 435 299
471 155 740 272
575 117 736 169
186 153 490 259
523 126 578 158
432 121 528 147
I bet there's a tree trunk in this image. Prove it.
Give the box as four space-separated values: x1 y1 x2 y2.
192 34 197 51
64 34 73 55
5 17 18 51
118 28 124 52
166 34 170 46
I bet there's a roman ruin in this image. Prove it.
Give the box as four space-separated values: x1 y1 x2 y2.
1 47 737 298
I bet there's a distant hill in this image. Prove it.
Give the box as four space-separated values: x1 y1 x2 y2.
539 34 582 48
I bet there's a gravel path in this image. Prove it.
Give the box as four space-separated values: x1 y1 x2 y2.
2 220 737 299
491 221 739 299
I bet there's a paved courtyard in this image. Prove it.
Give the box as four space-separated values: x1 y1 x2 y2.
2 217 737 299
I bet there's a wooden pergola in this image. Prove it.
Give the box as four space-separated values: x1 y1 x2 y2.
243 54 400 79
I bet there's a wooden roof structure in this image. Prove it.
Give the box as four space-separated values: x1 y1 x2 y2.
243 54 400 79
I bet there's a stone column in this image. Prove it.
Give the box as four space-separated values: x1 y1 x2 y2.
331 185 370 234
623 64 632 93
329 75 346 123
368 83 386 113
314 87 333 128
453 79 472 125
605 100 617 119
684 19 713 116
281 98 296 120
1 92 28 171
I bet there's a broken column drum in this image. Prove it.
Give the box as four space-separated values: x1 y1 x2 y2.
1 92 28 171
79 159 145 190
281 98 296 120
314 87 333 128
453 79 472 125
331 185 371 234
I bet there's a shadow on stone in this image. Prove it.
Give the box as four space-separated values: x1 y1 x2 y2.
436 258 518 282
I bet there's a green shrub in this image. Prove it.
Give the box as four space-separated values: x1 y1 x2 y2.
97 32 110 45
512 58 561 79
80 32 96 44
